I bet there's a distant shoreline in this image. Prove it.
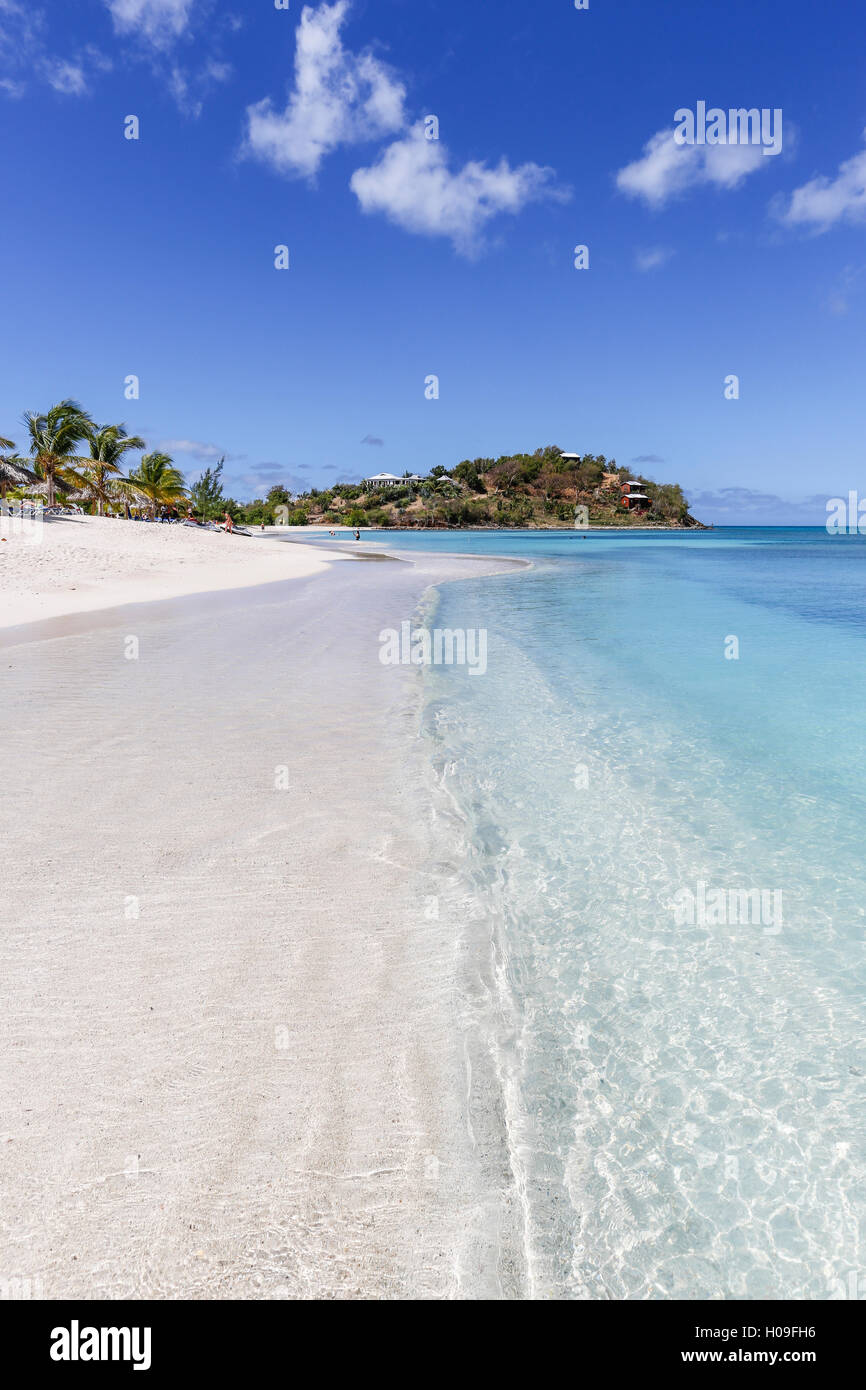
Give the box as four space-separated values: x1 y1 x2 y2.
262 522 710 535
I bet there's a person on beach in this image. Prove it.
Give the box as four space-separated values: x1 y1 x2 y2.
224 511 234 534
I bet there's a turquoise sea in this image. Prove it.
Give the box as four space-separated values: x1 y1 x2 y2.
374 527 866 1299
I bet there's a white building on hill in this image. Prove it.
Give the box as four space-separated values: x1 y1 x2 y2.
363 472 424 488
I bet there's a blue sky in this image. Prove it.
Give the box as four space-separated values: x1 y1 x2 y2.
1 0 864 522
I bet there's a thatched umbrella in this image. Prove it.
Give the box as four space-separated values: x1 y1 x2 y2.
0 453 42 500
14 474 72 502
63 491 93 514
1 434 72 504
69 476 140 518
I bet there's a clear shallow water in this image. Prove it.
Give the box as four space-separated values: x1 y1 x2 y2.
375 528 866 1299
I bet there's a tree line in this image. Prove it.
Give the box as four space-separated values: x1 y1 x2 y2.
0 418 697 528
0 399 186 516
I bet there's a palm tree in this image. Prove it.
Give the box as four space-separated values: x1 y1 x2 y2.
22 400 92 506
79 424 146 516
431 476 458 499
124 452 187 518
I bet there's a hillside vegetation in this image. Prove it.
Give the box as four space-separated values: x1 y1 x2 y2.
240 447 704 529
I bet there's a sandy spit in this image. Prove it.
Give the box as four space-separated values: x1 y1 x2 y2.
0 514 328 631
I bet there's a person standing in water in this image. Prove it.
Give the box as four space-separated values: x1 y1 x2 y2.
354 528 361 541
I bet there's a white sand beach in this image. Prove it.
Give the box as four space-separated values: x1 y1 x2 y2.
0 528 526 1299
0 514 328 631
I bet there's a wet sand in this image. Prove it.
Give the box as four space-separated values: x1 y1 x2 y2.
0 550 526 1299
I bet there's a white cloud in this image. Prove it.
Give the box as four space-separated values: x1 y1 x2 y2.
160 439 242 462
823 262 866 316
205 59 231 84
688 487 832 525
0 5 111 99
105 0 194 46
244 1 566 253
635 246 673 271
237 467 308 497
0 0 40 48
42 60 88 95
351 126 566 256
104 0 232 114
616 128 766 208
775 132 866 232
244 0 406 180
166 59 231 118
0 1 42 95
